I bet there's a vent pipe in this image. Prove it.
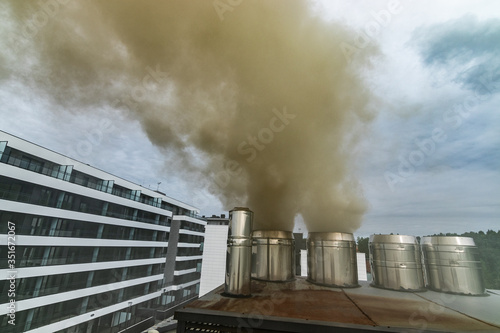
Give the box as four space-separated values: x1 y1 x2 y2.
307 232 359 288
224 207 253 297
369 234 425 291
421 236 485 295
251 230 295 282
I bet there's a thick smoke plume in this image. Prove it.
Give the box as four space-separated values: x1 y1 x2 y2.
4 0 376 232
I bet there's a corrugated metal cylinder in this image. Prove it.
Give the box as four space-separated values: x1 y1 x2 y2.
421 236 485 295
251 230 295 282
224 207 253 297
307 232 359 288
369 234 425 291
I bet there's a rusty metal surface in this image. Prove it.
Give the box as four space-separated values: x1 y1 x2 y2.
345 292 495 332
417 289 500 329
180 278 500 332
190 280 362 323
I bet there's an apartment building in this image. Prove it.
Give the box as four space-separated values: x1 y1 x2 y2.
0 131 206 333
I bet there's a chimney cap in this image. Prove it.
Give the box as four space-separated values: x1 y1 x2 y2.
421 236 475 246
308 232 355 242
369 234 417 244
230 207 253 212
252 230 294 239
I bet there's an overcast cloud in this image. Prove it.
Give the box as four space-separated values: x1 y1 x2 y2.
0 0 498 237
414 15 500 91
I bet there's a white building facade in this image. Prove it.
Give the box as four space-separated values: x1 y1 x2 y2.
0 131 206 333
198 217 229 297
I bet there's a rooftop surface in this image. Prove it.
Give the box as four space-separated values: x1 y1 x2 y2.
175 278 500 332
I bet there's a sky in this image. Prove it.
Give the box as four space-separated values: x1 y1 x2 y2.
0 0 499 238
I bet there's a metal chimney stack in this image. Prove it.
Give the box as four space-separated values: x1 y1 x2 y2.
369 234 425 291
224 207 253 297
421 236 485 295
251 230 296 282
307 232 359 288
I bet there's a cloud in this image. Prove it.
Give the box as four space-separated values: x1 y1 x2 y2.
413 15 500 94
1 1 498 238
359 166 500 237
1 0 380 232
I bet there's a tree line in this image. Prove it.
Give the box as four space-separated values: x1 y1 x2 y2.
356 230 500 289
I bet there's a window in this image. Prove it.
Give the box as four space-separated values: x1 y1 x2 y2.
39 188 52 206
30 217 43 235
0 141 6 161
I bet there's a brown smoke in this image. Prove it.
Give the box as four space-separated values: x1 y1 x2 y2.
4 0 377 232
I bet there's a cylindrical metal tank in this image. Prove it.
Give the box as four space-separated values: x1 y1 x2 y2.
421 236 485 295
224 207 253 297
369 234 425 291
307 232 358 288
251 230 295 282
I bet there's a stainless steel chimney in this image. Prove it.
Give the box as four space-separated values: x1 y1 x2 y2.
421 236 485 295
369 234 425 291
307 232 358 288
251 230 295 282
224 207 253 297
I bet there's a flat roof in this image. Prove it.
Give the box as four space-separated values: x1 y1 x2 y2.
175 278 500 332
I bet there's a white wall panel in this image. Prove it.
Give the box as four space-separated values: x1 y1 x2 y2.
171 279 200 291
199 225 228 296
176 255 203 262
173 215 207 226
174 268 197 276
300 249 308 277
0 274 164 315
178 229 205 236
0 199 169 232
0 258 165 280
177 242 202 248
0 234 168 248
357 253 368 281
24 291 164 333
